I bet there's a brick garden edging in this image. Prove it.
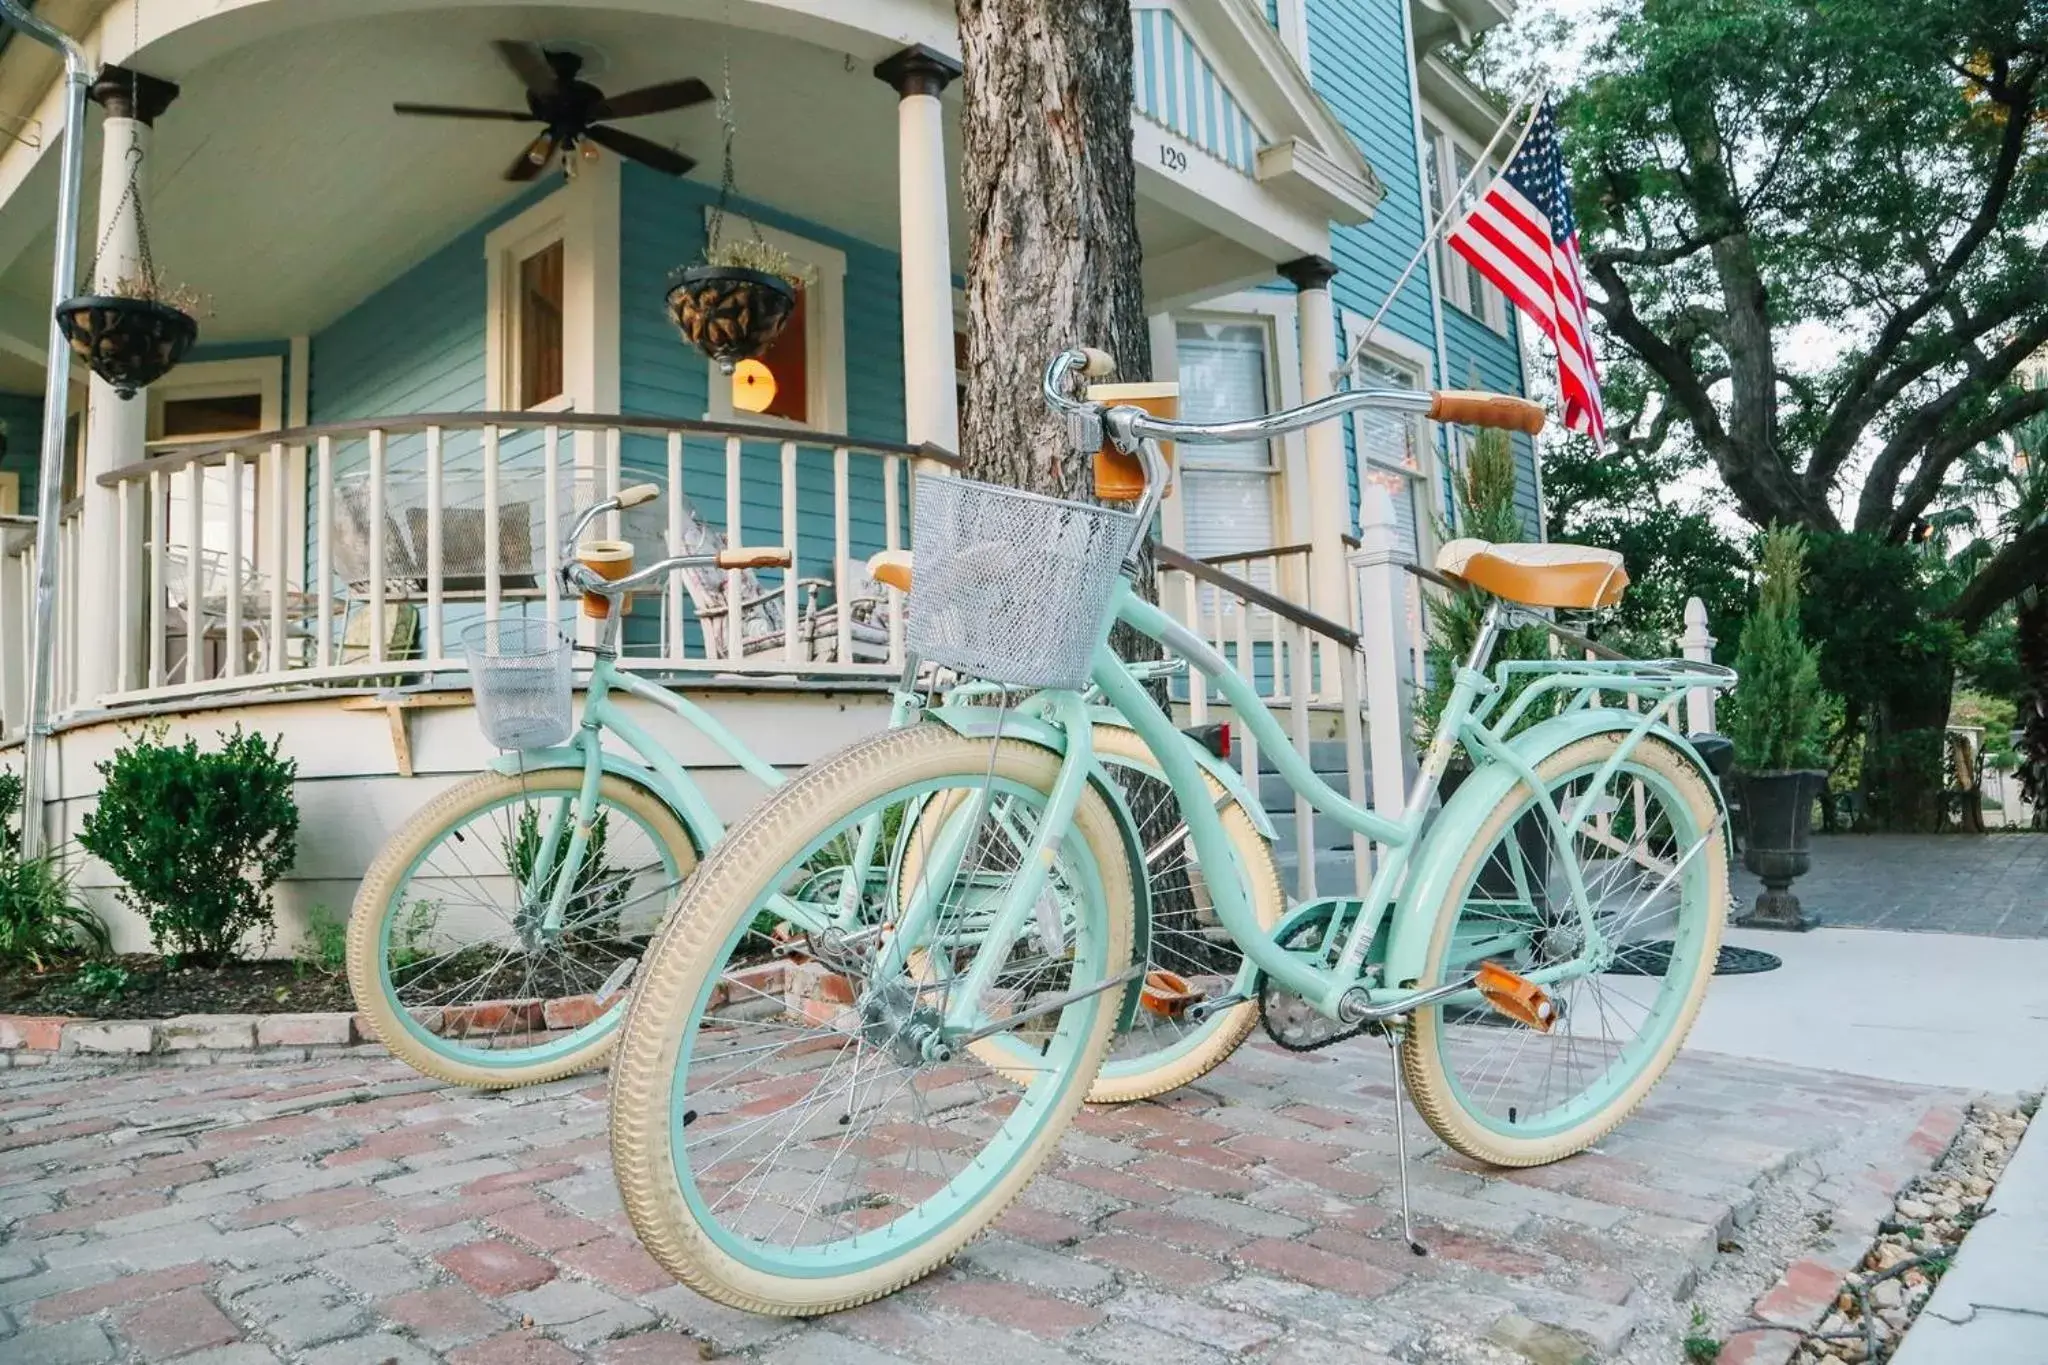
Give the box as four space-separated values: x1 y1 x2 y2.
0 966 842 1069
0 1011 371 1066
1715 1103 1970 1365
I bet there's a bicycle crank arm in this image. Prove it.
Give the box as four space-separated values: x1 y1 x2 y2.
1336 973 1479 1025
948 963 1148 1048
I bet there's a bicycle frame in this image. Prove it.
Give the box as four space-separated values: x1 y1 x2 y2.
1081 582 1728 1023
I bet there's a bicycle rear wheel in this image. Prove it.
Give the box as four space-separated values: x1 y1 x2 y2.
610 725 1129 1314
348 769 697 1089
903 725 1283 1102
1401 732 1726 1165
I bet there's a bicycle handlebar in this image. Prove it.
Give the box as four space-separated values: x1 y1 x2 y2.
1040 349 1546 448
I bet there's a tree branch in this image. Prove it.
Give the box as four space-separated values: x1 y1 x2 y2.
1889 386 2048 539
1945 518 2048 634
1805 65 2041 491
1855 308 2048 533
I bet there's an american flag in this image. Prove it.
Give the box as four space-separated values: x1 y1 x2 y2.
1446 96 1606 442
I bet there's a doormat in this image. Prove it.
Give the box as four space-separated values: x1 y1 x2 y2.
1606 942 1782 977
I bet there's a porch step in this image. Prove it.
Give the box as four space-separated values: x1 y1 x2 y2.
1267 808 1362 854
1248 739 1354 775
1256 768 1356 812
1271 846 1365 902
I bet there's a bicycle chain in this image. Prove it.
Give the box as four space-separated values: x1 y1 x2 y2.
1257 976 1378 1052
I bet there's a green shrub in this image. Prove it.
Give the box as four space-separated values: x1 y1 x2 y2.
77 726 300 966
72 959 131 1002
1418 429 1553 743
0 769 22 856
294 905 349 977
0 847 108 970
1727 527 1830 771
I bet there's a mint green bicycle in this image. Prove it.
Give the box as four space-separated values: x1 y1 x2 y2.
346 483 1281 1092
607 349 1737 1314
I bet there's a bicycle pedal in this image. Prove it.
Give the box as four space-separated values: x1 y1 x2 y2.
1475 961 1556 1032
1140 970 1201 1019
1183 990 1248 1023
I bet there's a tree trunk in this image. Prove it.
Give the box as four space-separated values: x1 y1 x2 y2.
1861 676 1953 832
956 0 1150 500
2017 592 2048 830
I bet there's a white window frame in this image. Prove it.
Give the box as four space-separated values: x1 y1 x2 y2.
1341 315 1441 558
702 218 847 433
1154 293 1304 557
145 355 286 590
483 158 621 415
1420 118 1507 335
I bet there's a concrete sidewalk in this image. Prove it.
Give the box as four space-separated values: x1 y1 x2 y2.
1682 925 2048 1092
1891 1104 2048 1364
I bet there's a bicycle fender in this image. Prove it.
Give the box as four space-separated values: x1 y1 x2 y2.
1378 709 1728 994
487 746 720 856
925 707 1152 1033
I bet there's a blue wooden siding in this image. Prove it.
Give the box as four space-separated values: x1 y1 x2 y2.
617 164 907 604
1302 0 1538 540
1133 7 1262 173
0 391 44 505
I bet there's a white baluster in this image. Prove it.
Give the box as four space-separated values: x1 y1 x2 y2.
425 427 445 664
782 441 800 663
1681 596 1717 734
833 446 852 667
883 453 903 668
1291 622 1315 902
314 438 333 670
724 436 743 663
267 441 287 675
665 432 683 661
1352 485 1414 866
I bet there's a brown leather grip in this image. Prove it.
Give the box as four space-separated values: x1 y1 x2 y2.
1428 390 1547 435
716 546 793 570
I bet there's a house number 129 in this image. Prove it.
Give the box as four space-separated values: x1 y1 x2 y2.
1159 146 1188 173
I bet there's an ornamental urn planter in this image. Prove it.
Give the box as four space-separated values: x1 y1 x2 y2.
666 266 796 373
55 295 198 399
1733 768 1829 931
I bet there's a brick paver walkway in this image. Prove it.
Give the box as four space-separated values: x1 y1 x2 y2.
1732 833 2048 936
0 1041 1964 1364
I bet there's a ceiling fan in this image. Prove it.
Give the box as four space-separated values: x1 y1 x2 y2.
394 40 711 182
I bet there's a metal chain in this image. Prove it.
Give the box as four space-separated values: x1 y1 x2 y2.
83 0 157 292
702 16 764 253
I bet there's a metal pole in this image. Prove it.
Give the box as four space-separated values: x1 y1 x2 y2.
2 0 90 858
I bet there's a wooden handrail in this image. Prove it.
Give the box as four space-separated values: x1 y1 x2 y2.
1200 541 1313 567
1156 543 1361 651
103 412 961 486
1403 561 1631 662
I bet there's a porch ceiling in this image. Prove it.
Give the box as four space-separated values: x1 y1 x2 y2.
0 5 933 350
0 1 1310 373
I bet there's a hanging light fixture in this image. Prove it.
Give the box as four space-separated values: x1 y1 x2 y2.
730 357 777 413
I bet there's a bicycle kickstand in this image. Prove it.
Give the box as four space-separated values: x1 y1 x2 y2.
1386 1025 1428 1257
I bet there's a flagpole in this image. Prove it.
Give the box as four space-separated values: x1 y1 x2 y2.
1335 85 1548 387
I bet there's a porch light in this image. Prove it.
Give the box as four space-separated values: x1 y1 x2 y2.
731 358 777 413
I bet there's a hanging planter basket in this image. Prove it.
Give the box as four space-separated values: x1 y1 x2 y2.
666 265 796 373
55 294 198 399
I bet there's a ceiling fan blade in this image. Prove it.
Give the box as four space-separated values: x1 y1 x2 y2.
393 102 535 121
593 78 714 121
505 132 556 182
586 124 696 177
492 40 559 95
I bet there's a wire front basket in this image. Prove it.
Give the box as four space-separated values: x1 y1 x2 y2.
908 476 1137 690
462 618 574 751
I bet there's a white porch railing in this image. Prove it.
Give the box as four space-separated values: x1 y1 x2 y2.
0 515 35 741
48 413 950 716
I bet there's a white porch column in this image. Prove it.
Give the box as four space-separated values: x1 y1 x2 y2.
78 66 180 702
875 46 962 459
1280 256 1346 691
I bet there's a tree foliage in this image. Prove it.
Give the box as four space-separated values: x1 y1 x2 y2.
1541 0 2046 825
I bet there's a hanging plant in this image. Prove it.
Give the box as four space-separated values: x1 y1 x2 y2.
665 51 807 373
57 275 202 401
55 105 201 401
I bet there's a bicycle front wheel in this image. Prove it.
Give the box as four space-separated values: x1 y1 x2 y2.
347 769 698 1089
1401 731 1727 1165
610 725 1130 1315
